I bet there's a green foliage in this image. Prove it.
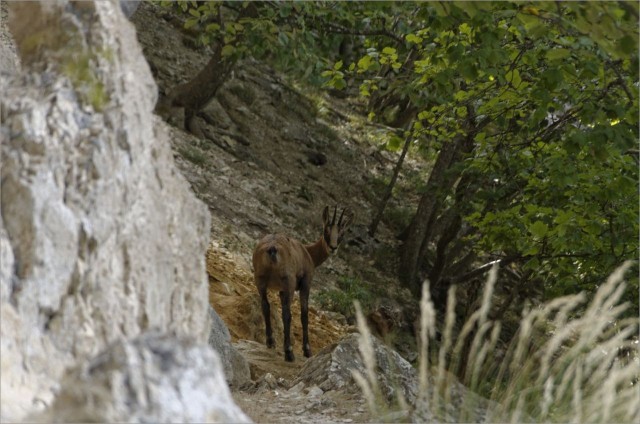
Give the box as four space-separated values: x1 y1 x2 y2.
383 204 413 234
177 146 207 167
326 0 639 310
314 276 378 320
165 0 639 310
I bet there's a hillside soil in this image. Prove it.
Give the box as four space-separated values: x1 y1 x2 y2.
131 3 415 422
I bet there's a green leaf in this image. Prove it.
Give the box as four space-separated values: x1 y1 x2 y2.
459 23 472 37
184 18 198 29
386 135 403 152
205 23 220 32
546 49 571 61
459 60 478 80
617 35 637 55
529 221 549 238
541 69 563 90
277 32 289 45
454 90 469 101
188 8 200 18
505 69 522 88
516 12 546 38
334 60 343 71
221 44 235 57
357 55 373 72
406 33 423 44
382 47 397 55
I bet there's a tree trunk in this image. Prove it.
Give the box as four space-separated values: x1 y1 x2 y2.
424 170 475 283
369 132 412 237
164 3 259 132
167 43 234 131
398 137 461 290
399 107 488 292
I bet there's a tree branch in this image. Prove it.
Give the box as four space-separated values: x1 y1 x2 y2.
449 257 519 285
322 22 405 44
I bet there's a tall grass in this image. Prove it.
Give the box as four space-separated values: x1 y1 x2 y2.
353 262 640 423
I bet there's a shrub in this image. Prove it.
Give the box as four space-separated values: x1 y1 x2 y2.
314 276 377 321
177 146 207 167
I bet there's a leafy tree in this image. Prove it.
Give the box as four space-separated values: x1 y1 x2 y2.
324 1 639 313
163 1 638 316
159 0 390 130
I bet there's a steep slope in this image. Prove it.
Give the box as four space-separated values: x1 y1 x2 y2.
130 3 417 422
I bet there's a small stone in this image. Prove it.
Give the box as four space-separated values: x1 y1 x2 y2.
220 282 233 295
306 386 323 397
288 381 305 394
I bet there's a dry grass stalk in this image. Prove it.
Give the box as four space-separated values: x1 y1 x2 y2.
434 285 457 408
352 301 381 415
418 281 436 402
353 261 639 423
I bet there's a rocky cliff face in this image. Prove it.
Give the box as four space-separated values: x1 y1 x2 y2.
0 1 245 421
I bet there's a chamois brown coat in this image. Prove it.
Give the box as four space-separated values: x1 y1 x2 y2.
252 206 353 362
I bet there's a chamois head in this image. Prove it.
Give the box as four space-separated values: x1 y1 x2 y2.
322 206 354 253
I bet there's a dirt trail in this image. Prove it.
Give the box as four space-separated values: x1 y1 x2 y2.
232 382 370 424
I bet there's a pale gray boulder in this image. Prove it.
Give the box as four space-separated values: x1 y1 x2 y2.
0 1 234 421
30 332 251 423
208 305 252 388
294 333 418 404
294 333 500 423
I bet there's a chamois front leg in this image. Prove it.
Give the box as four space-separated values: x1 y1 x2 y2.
299 276 312 358
258 283 275 349
279 288 295 362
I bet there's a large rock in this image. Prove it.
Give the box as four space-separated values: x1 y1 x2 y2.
294 333 499 423
30 332 251 423
208 305 252 388
0 2 19 75
294 333 418 404
0 1 226 421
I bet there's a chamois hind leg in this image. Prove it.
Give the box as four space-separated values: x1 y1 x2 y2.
258 283 274 349
279 289 295 362
299 276 312 358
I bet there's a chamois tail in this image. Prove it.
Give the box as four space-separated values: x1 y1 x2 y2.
267 246 278 263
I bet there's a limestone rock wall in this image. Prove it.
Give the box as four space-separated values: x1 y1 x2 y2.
30 332 250 423
0 1 240 421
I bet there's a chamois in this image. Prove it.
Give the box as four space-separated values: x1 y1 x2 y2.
252 206 354 362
